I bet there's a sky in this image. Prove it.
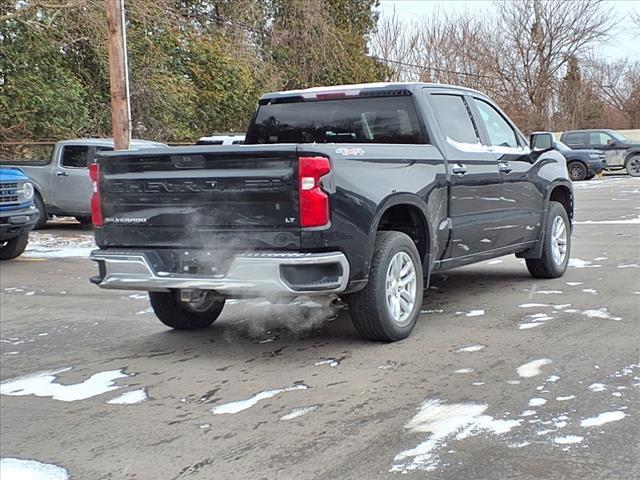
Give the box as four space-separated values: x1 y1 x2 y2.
378 0 640 62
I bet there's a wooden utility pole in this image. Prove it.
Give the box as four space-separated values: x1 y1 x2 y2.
105 0 131 150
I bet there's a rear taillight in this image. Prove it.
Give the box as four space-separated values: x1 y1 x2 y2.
299 156 331 228
89 163 103 227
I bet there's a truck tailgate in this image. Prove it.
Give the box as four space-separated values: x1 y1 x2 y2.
95 145 301 250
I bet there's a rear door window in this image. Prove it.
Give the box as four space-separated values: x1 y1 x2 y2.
472 99 519 148
246 96 426 144
563 132 584 147
60 145 91 168
431 94 479 145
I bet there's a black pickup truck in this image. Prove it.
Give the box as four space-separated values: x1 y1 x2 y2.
89 82 573 342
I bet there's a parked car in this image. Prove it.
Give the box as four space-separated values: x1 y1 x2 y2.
196 134 245 146
89 82 573 342
0 138 166 228
552 139 606 181
0 168 38 259
560 129 640 177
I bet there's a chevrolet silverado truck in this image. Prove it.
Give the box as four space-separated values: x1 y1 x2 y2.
0 168 38 259
1 138 165 228
560 129 640 177
89 82 574 342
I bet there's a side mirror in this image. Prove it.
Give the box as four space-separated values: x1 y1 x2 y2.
530 132 557 151
607 139 616 146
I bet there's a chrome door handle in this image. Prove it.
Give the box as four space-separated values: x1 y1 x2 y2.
499 162 512 173
56 171 68 177
452 163 467 175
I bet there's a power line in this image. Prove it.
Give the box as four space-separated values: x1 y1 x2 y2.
370 55 493 79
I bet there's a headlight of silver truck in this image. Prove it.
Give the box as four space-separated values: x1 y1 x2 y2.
18 181 34 201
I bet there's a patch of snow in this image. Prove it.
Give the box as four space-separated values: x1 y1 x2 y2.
280 405 318 420
199 423 211 429
136 307 154 315
574 217 640 225
0 367 129 402
212 384 309 415
24 233 95 259
588 383 606 392
0 458 68 480
518 303 548 308
568 258 602 268
455 345 486 353
581 288 598 294
519 323 543 330
534 290 563 295
471 382 486 386
580 411 626 427
556 395 576 401
465 309 485 317
566 282 583 286
546 375 560 383
454 368 475 374
378 361 397 370
486 259 503 265
315 358 341 367
517 359 552 378
617 264 639 269
554 435 583 445
390 399 520 473
107 388 147 405
520 410 536 417
128 293 147 299
581 308 621 321
420 309 444 314
528 398 547 407
506 380 521 385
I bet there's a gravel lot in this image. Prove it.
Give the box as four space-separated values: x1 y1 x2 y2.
1 175 638 480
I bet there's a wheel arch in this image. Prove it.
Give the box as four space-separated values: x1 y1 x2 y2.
369 194 433 278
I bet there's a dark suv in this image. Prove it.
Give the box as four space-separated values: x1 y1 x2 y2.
560 129 640 177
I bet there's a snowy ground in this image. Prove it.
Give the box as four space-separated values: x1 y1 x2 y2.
1 175 638 479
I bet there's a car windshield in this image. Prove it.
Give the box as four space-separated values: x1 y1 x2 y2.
609 131 631 142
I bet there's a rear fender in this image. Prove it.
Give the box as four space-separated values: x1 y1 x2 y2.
369 193 434 286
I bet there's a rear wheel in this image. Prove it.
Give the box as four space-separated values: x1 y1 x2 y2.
625 155 640 177
33 192 47 229
567 161 587 181
149 290 226 330
526 201 570 278
347 231 423 342
0 231 29 260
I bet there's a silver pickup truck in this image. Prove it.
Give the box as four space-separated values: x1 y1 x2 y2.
1 138 165 228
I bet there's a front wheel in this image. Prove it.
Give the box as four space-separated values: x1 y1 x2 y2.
0 231 30 260
567 161 587 181
149 291 226 330
347 231 424 342
526 201 570 278
625 155 640 177
33 192 47 229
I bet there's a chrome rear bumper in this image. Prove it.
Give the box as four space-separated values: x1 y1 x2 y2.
90 249 349 296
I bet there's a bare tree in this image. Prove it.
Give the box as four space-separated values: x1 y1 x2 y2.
494 0 613 130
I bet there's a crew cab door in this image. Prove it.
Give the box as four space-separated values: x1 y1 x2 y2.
469 97 542 248
52 144 103 214
588 131 625 168
428 92 502 257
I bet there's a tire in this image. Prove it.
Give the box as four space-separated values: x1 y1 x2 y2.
625 155 640 177
526 201 570 279
567 161 587 181
346 231 424 342
149 290 226 330
0 231 29 260
33 192 47 229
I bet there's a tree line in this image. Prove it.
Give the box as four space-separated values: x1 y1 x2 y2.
372 0 640 133
1 0 639 144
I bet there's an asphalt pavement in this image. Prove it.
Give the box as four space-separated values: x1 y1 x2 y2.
1 175 638 480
